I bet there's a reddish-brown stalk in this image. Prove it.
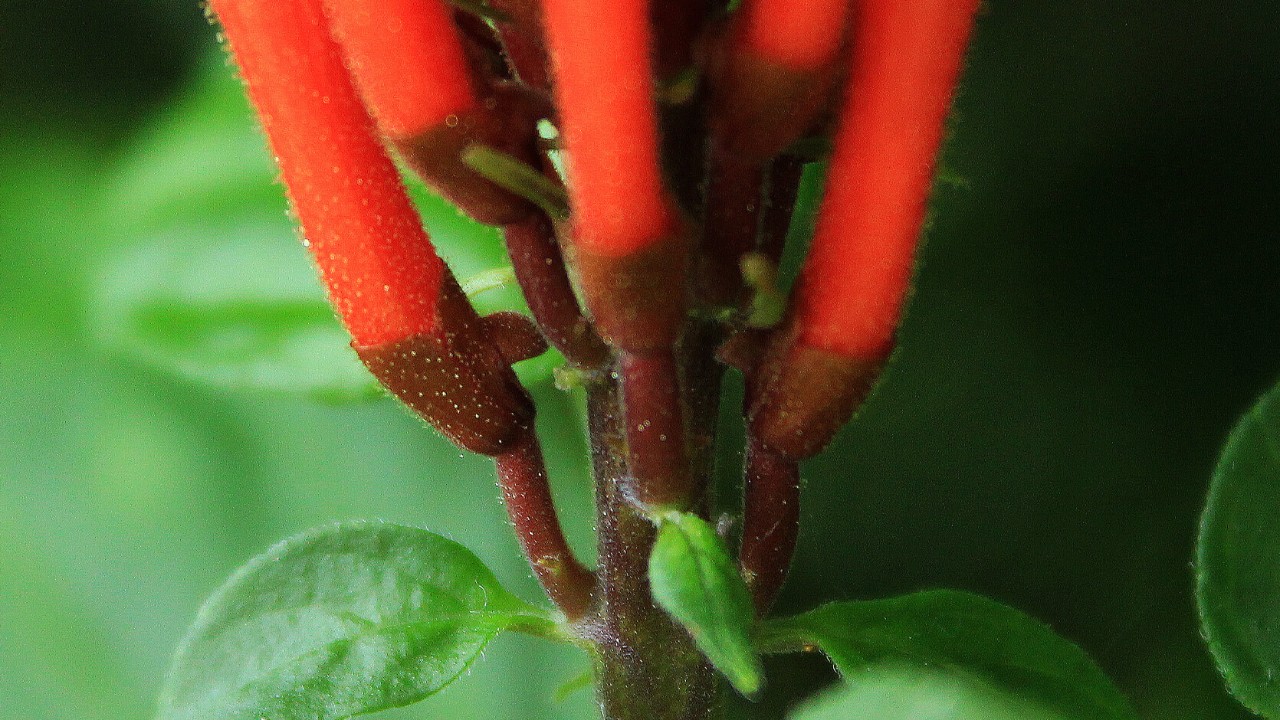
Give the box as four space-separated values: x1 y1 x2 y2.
739 437 800 614
495 431 596 618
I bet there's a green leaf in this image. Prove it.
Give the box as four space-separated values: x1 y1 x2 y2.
95 217 381 402
648 511 763 697
760 591 1136 720
159 521 556 720
1198 380 1280 717
790 664 1074 720
107 56 283 230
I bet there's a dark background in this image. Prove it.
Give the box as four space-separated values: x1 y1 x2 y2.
1 1 1276 718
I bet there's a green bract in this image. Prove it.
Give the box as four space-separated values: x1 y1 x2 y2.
648 512 763 697
158 521 555 720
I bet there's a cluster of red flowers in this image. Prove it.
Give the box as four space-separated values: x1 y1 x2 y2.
209 0 978 617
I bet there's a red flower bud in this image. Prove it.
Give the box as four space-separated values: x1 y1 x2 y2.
320 0 476 138
737 0 852 72
795 0 980 359
751 0 980 459
710 0 853 163
321 0 536 225
211 0 531 454
210 0 446 347
541 0 672 258
541 0 688 352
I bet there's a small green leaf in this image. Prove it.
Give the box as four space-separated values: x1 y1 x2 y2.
760 591 1136 720
740 252 786 329
461 144 570 222
1198 380 1280 717
460 266 519 297
649 511 763 697
159 521 556 720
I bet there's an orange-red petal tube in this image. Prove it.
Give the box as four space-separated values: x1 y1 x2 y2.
210 0 445 347
541 0 673 256
709 0 852 164
749 0 979 460
735 0 852 71
794 0 980 359
321 0 478 139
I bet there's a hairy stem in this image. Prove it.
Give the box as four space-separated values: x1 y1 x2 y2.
739 436 800 614
587 379 719 720
503 213 610 368
619 351 694 509
495 428 596 619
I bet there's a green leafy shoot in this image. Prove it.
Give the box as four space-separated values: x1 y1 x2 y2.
461 266 518 297
1197 379 1280 718
648 511 764 698
461 144 571 222
759 590 1137 720
740 252 786 329
158 521 559 720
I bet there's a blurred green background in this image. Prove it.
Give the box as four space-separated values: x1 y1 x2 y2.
2 1 1278 718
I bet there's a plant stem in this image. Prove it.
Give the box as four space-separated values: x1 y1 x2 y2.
739 436 800 615
495 429 596 619
619 351 694 509
502 212 610 368
586 379 719 720
759 155 805 264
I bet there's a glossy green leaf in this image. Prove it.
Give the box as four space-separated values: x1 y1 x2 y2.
760 590 1136 720
790 664 1071 720
1198 381 1280 717
649 511 763 697
158 521 556 720
95 217 381 402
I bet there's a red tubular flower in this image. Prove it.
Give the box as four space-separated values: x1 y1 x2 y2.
541 0 670 257
212 0 444 347
710 0 853 163
321 0 540 225
321 0 475 139
541 0 686 352
211 0 531 454
737 0 851 71
751 0 980 459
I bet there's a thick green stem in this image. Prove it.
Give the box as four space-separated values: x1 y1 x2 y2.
586 378 719 720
